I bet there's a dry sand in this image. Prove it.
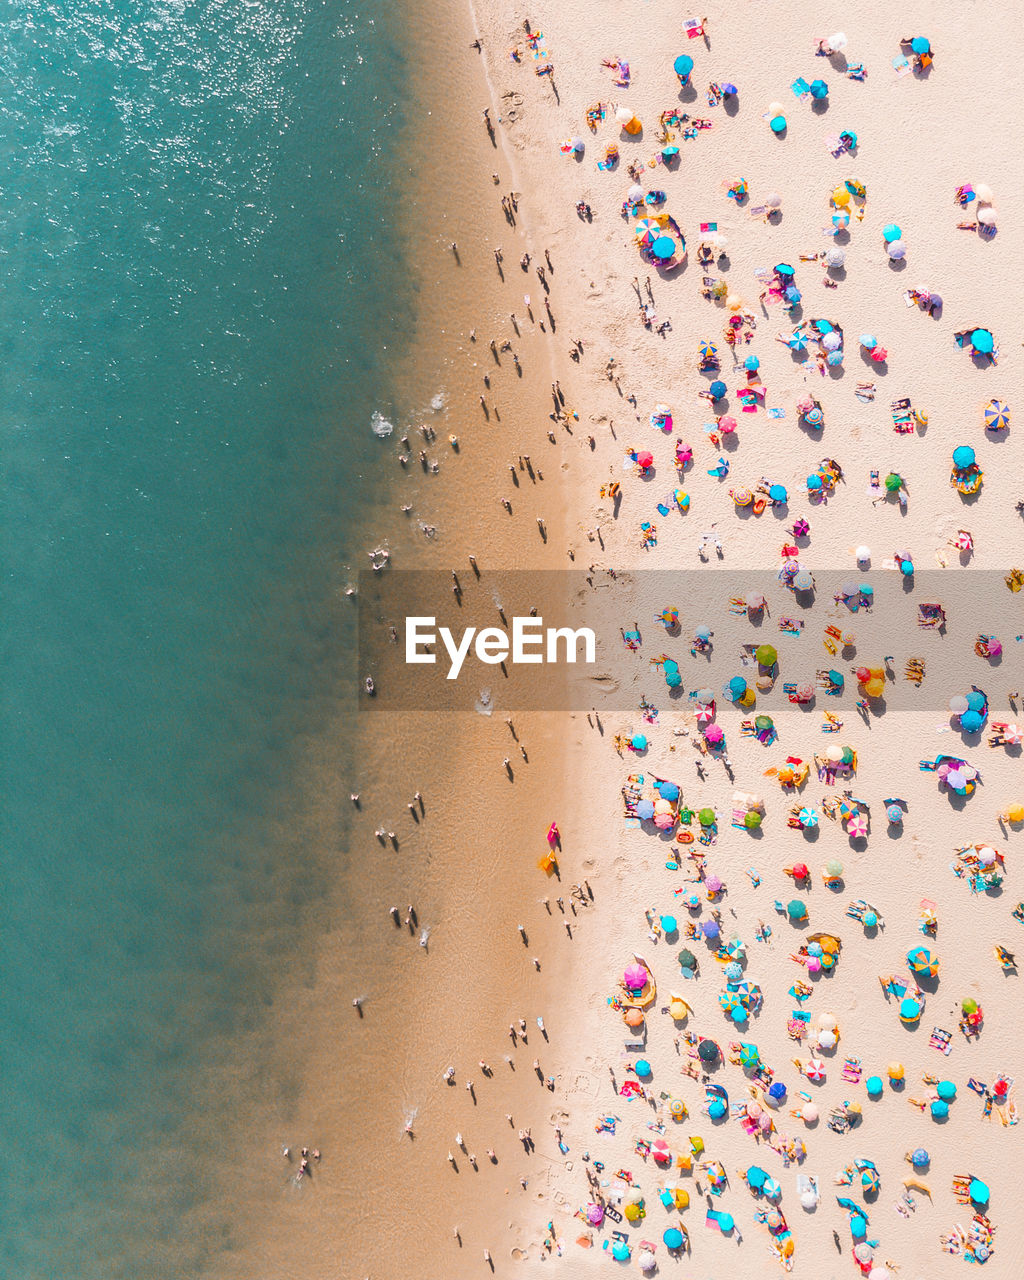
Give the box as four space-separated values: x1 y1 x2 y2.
202 1 1024 1277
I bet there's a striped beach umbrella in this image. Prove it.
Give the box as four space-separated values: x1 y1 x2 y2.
907 947 938 977
805 1058 827 1082
798 807 818 828
984 399 1010 430
847 813 869 839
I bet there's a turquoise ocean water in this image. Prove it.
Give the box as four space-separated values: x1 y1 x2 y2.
1 2 409 1273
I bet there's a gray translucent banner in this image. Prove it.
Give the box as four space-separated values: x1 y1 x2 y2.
357 570 1023 713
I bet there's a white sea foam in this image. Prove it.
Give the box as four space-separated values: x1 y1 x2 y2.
371 410 394 437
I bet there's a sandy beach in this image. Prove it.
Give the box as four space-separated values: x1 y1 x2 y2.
201 2 1024 1277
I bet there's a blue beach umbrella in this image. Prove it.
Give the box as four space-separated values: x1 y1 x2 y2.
653 236 676 260
971 328 994 353
911 37 930 54
952 445 976 469
809 79 829 99
673 54 694 79
770 115 786 133
709 379 727 399
663 1227 684 1250
883 223 902 243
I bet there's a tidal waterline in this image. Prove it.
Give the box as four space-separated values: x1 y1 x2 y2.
1 1 412 1273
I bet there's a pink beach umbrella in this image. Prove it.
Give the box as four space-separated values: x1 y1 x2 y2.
624 963 648 989
587 1203 605 1225
805 1059 827 1082
696 702 715 723
705 874 723 893
654 813 675 830
847 814 869 839
705 724 725 744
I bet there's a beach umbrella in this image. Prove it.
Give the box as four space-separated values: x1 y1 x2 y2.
636 452 653 470
697 1038 719 1064
804 408 824 428
628 183 646 203
624 962 648 988
899 996 922 1023
658 781 680 801
866 1074 883 1097
911 36 930 53
809 79 829 98
775 262 795 277
887 240 906 260
826 350 844 366
652 236 676 260
708 1097 727 1119
960 709 983 733
755 644 777 667
666 671 683 688
636 799 655 820
847 814 868 839
725 939 746 960
882 223 902 242
930 1099 948 1119
861 1168 880 1194
787 899 808 921
936 1080 956 1101
907 947 938 977
663 1227 684 1250
794 570 814 591
746 1163 767 1190
635 1058 652 1078
768 484 787 503
624 1007 644 1029
637 1250 657 1273
660 915 678 934
971 328 994 353
966 690 986 712
635 217 659 245
702 919 720 940
850 1214 868 1240
673 54 694 78
884 472 903 492
709 378 727 399
822 330 842 351
910 1148 929 1168
860 333 877 349
793 808 817 830
586 1202 604 1224
612 1239 630 1261
886 804 903 824
738 1045 760 1072
704 724 725 747
728 676 747 699
787 330 808 351
952 444 976 469
984 399 1010 429
744 811 762 830
678 948 697 970
770 114 786 133
825 246 845 267
631 733 648 750
969 1178 990 1206
805 1059 826 1082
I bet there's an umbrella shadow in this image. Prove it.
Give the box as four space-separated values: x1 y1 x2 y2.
801 826 820 843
